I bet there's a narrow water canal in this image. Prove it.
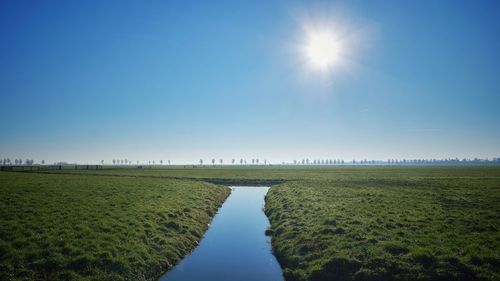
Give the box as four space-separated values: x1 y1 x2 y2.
159 186 284 281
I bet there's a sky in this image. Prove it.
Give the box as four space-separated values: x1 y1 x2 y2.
1 0 499 164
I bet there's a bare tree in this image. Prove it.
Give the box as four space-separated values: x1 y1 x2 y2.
240 159 243 165
232 159 235 165
219 159 223 165
160 160 163 165
200 159 203 166
212 158 215 167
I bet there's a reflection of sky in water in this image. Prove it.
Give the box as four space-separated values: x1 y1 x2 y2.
160 186 284 281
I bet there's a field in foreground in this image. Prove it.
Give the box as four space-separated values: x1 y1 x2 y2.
1 166 500 281
0 172 229 281
265 169 500 281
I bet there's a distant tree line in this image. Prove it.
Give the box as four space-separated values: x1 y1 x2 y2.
109 159 171 166
198 158 269 167
1 158 36 166
2 157 500 167
191 157 500 166
282 157 500 166
0 158 175 166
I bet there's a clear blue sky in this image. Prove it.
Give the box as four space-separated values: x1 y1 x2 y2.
1 1 499 164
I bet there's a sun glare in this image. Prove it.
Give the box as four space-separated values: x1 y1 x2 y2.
305 31 340 70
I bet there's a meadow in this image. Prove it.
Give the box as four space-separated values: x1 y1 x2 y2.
35 165 499 181
0 172 229 281
1 166 499 281
265 169 500 281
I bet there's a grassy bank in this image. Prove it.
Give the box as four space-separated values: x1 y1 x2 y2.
265 169 500 281
0 172 230 281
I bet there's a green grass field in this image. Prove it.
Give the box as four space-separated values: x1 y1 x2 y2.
0 172 229 281
1 166 499 281
36 165 500 181
265 168 500 281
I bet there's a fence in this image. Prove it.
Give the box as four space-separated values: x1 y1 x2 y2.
0 165 104 172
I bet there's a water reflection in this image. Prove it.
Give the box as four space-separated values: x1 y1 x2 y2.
159 186 284 281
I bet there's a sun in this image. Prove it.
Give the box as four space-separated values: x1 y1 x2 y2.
305 31 340 70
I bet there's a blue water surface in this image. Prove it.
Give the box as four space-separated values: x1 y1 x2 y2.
159 186 284 281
